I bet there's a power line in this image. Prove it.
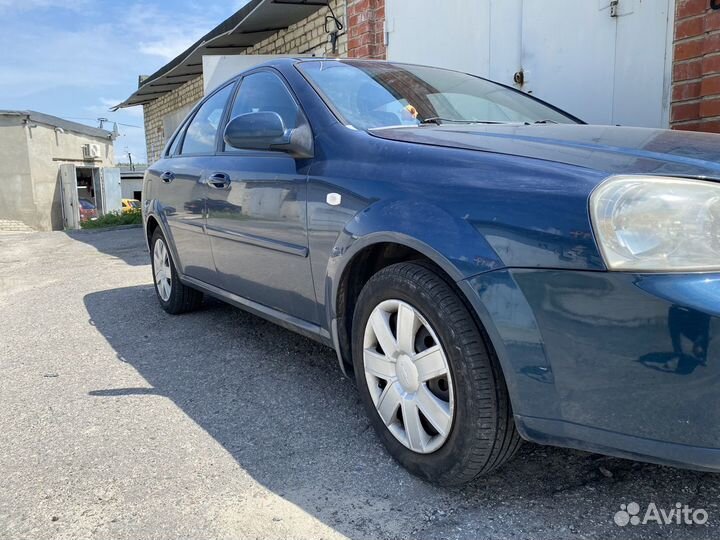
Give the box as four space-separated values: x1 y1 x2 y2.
56 115 143 128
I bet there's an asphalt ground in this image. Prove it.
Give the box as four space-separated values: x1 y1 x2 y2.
2 227 720 539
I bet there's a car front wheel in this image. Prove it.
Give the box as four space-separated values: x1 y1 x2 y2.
352 262 521 485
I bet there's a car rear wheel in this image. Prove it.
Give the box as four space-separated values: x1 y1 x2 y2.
150 228 203 314
352 262 521 485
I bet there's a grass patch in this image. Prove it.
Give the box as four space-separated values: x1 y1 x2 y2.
80 209 142 230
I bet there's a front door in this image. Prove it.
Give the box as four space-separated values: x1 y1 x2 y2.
205 70 318 323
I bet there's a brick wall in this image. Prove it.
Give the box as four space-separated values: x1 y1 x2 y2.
347 0 386 59
244 0 347 57
142 0 348 163
143 77 204 164
671 0 720 132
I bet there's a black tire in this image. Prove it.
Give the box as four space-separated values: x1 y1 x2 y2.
352 262 521 485
150 228 203 315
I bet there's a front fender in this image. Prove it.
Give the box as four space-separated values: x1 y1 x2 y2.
324 199 545 407
326 198 504 322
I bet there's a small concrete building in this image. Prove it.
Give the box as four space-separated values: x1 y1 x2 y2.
0 111 116 231
120 167 146 201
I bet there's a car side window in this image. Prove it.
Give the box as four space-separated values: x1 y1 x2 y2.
180 83 234 155
225 71 299 149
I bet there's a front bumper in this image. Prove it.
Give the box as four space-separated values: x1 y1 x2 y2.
462 269 720 470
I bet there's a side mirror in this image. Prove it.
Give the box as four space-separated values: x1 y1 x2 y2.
224 111 286 150
223 111 314 159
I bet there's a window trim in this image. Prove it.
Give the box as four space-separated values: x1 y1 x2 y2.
164 116 190 158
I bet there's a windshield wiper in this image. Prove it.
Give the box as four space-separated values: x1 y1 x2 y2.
419 117 510 125
530 119 559 124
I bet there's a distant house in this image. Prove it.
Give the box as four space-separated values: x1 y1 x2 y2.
0 110 116 231
119 166 146 201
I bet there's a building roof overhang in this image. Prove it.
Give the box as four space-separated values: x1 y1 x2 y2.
113 0 329 110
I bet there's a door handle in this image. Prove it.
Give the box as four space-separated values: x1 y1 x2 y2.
160 171 175 183
207 172 231 190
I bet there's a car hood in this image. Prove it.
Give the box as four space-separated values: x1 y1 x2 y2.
370 124 720 179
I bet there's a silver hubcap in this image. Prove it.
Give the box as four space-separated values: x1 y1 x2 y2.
363 299 454 454
153 238 172 302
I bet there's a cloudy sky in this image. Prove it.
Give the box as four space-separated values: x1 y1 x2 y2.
0 0 249 163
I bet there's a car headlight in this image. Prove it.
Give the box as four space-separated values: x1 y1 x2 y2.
590 175 720 271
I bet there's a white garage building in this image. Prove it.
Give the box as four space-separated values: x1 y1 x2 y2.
385 0 676 128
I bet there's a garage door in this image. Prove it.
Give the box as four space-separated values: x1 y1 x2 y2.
385 0 675 128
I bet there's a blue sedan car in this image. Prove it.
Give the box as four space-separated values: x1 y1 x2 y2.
143 58 720 485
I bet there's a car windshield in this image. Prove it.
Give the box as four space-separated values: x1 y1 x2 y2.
299 60 579 130
79 199 94 209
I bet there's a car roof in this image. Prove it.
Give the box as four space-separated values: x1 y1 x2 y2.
251 57 482 79
247 57 399 71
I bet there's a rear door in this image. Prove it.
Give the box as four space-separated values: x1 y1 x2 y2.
147 82 235 284
205 70 318 323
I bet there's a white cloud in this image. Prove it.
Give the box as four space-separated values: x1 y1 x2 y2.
132 3 225 61
138 36 198 61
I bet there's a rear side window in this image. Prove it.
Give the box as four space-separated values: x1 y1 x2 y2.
180 84 234 155
228 71 300 131
166 126 184 156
